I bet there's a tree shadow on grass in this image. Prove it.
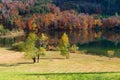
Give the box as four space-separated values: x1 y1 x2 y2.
17 62 33 65
0 57 65 67
0 62 33 67
96 59 104 62
40 58 65 60
0 63 19 67
23 72 120 76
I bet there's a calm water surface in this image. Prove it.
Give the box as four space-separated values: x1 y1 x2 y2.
42 30 120 45
0 30 120 47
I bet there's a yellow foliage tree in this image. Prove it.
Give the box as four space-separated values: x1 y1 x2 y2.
40 33 48 48
36 33 48 62
94 19 102 27
59 33 70 59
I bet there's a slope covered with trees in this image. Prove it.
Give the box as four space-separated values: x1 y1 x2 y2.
53 0 120 15
0 0 119 32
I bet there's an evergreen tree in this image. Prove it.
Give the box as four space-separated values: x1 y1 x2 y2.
31 0 52 14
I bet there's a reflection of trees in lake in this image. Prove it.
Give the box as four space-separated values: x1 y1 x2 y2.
102 31 120 42
1 30 120 47
41 30 120 45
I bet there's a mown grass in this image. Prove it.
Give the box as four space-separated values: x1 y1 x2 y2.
0 48 120 80
0 72 120 80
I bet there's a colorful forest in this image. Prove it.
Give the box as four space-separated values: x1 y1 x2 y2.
0 0 120 33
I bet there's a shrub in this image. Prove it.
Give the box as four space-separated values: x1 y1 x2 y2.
0 25 9 35
11 42 25 51
39 47 46 56
115 49 120 57
80 50 87 54
107 50 115 58
70 44 78 53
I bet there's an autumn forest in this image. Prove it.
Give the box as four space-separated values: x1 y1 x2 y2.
0 0 120 32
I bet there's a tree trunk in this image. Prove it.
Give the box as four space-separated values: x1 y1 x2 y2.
37 54 40 63
32 57 36 63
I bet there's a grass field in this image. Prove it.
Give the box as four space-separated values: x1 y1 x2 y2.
1 72 120 80
0 48 120 80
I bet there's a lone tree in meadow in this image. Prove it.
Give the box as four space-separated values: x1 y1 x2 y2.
24 33 38 63
59 33 70 59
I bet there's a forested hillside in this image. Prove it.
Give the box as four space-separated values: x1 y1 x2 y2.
0 0 120 33
53 0 120 15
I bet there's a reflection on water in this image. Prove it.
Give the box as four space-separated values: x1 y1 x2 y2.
1 30 120 47
41 30 120 45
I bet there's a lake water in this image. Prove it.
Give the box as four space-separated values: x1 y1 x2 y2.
41 30 120 45
0 30 120 47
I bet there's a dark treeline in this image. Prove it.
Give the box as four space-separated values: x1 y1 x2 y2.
53 0 120 15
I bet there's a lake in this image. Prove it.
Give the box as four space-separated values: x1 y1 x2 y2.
0 30 120 47
41 30 120 45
